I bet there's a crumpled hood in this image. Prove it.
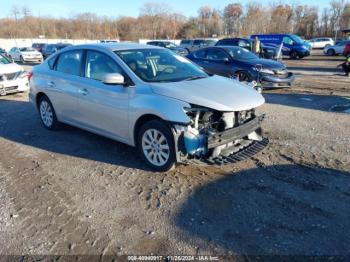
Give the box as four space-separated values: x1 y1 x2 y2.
0 63 23 74
150 75 265 111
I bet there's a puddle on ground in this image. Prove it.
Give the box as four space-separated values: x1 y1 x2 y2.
329 104 350 114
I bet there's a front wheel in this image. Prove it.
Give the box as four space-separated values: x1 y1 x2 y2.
235 71 251 82
137 120 176 172
20 56 24 63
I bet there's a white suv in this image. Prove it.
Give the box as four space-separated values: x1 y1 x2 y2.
29 43 267 171
309 38 334 49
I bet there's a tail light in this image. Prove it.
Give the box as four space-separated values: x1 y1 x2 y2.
28 72 33 81
20 71 33 81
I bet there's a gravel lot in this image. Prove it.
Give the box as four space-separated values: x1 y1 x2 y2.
0 50 350 259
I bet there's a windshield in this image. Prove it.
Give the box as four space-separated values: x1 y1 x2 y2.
115 49 209 83
290 35 304 44
0 54 11 64
19 47 36 52
224 47 258 60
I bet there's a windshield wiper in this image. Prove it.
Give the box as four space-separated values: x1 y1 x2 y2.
183 75 207 81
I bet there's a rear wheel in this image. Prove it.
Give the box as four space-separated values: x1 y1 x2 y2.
290 51 298 59
327 49 335 56
137 120 176 172
38 96 60 130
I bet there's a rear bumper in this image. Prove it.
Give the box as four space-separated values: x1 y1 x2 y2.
261 72 295 88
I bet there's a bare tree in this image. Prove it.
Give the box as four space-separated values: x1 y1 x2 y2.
223 3 243 36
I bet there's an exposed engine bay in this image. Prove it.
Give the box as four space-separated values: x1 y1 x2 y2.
173 105 265 163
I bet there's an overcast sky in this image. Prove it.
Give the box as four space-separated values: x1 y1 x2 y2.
1 0 332 18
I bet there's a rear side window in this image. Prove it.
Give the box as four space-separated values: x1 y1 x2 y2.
56 50 83 76
48 55 58 69
193 49 207 59
181 40 191 44
85 50 123 81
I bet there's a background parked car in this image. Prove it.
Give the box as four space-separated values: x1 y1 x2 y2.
42 43 72 59
324 41 350 56
216 38 277 59
32 43 47 54
187 46 294 89
179 39 217 53
0 48 12 60
147 41 188 56
308 38 334 49
8 47 43 63
0 53 29 96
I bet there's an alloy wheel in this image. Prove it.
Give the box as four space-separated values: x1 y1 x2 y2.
142 129 170 167
40 100 54 128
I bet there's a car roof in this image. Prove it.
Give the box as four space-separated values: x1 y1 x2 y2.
64 43 161 51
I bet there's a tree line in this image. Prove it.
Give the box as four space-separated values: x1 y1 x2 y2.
0 1 349 40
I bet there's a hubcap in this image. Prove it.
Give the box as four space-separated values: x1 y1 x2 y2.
40 100 53 127
142 129 170 167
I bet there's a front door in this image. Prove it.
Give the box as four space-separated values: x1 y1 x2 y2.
77 50 130 142
203 48 233 77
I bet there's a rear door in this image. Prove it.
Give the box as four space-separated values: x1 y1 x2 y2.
44 49 83 122
76 50 130 141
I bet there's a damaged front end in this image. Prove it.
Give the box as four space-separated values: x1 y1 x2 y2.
173 105 268 165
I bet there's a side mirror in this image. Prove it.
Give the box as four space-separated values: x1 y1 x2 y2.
222 57 230 63
102 73 125 85
255 64 263 72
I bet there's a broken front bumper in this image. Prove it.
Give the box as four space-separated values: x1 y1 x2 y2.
207 115 264 149
261 72 295 89
175 115 268 166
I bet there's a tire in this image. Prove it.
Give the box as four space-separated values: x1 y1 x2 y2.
38 95 60 130
137 120 176 172
327 49 335 56
235 71 252 82
290 51 298 59
20 56 24 63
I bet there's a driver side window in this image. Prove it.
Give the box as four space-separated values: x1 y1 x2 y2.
85 50 123 81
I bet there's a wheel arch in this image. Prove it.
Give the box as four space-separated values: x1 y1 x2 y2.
35 92 48 109
133 114 164 147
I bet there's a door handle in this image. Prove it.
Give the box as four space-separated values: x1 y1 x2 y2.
78 88 89 96
48 81 56 88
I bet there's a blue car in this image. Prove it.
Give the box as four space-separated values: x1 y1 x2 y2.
187 46 295 89
250 34 311 59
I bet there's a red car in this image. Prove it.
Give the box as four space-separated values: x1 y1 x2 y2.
343 43 350 57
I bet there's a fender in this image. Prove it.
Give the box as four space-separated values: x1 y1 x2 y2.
128 94 191 146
